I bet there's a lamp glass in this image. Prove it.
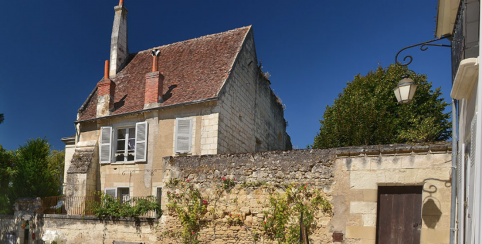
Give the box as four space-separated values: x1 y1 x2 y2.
393 77 416 104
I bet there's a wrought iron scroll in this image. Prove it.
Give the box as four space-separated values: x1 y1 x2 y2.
395 36 451 66
422 178 451 194
122 169 159 176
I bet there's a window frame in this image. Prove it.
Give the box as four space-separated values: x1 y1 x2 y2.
99 121 148 164
113 126 136 163
156 187 162 205
104 186 130 202
175 118 193 154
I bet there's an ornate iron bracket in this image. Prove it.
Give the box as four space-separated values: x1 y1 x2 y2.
122 169 158 176
422 178 451 194
395 36 451 66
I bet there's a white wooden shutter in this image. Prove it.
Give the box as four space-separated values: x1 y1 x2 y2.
135 121 148 162
175 118 192 153
104 188 116 199
100 126 113 164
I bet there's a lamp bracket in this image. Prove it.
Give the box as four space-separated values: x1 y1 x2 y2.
395 36 451 66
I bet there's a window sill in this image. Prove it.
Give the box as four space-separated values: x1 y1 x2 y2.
112 161 136 165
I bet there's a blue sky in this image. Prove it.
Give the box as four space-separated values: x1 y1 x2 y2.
0 0 452 151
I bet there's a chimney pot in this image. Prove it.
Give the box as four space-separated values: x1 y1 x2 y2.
104 60 110 80
151 49 160 72
119 0 124 6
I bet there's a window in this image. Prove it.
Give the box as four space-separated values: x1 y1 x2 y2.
175 118 193 153
104 187 130 203
156 187 162 205
100 121 148 163
115 127 135 162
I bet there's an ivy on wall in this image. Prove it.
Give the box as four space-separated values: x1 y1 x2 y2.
162 178 332 244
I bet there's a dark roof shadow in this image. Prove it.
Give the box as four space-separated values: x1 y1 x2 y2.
162 85 178 102
112 94 128 111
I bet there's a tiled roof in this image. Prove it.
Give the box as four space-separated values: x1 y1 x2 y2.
77 26 251 121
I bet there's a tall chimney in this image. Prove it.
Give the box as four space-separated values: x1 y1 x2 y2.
109 0 129 78
97 60 116 117
144 50 164 109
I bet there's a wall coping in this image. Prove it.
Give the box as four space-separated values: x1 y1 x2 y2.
334 142 451 157
41 214 158 223
164 142 451 162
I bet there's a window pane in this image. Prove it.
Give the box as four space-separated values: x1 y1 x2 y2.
128 139 135 151
129 128 136 140
118 188 129 203
117 139 125 152
117 129 126 139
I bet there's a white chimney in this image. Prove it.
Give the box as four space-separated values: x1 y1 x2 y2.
109 0 129 78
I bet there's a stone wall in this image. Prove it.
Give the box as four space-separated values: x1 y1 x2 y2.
0 215 15 244
216 28 290 154
331 144 452 244
159 149 335 243
0 214 156 244
1 144 452 244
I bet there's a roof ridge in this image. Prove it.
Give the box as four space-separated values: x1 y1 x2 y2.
138 25 252 54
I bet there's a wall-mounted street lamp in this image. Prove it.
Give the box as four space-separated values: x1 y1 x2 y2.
393 75 417 104
393 36 451 104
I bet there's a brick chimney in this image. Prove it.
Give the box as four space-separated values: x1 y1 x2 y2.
109 0 129 78
97 60 116 117
144 49 164 109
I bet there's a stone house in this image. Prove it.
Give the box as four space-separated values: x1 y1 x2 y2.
62 1 291 202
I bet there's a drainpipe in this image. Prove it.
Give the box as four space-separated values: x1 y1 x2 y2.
450 99 457 244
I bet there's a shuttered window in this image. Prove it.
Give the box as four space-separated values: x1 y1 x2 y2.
175 118 193 153
105 188 116 199
135 122 148 162
100 127 113 164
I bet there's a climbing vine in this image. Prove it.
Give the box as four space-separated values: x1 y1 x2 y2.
262 184 332 243
162 178 331 244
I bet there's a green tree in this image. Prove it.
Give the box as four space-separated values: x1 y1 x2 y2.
11 138 64 199
312 64 451 149
0 145 15 214
49 150 65 193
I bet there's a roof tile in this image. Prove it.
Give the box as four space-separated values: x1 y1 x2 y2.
77 26 251 121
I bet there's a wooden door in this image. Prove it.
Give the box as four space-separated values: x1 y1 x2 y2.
376 186 423 244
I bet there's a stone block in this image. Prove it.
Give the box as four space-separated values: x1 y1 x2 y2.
371 156 402 170
420 228 450 243
350 202 377 214
350 171 377 189
362 214 376 226
361 239 376 244
363 189 378 202
345 226 376 240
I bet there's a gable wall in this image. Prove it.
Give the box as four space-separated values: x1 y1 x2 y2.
216 29 289 154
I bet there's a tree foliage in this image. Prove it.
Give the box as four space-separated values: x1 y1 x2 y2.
0 145 15 214
312 64 451 149
10 138 65 200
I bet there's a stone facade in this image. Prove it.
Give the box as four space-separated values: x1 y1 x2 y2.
216 29 290 154
67 28 290 200
2 144 452 244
